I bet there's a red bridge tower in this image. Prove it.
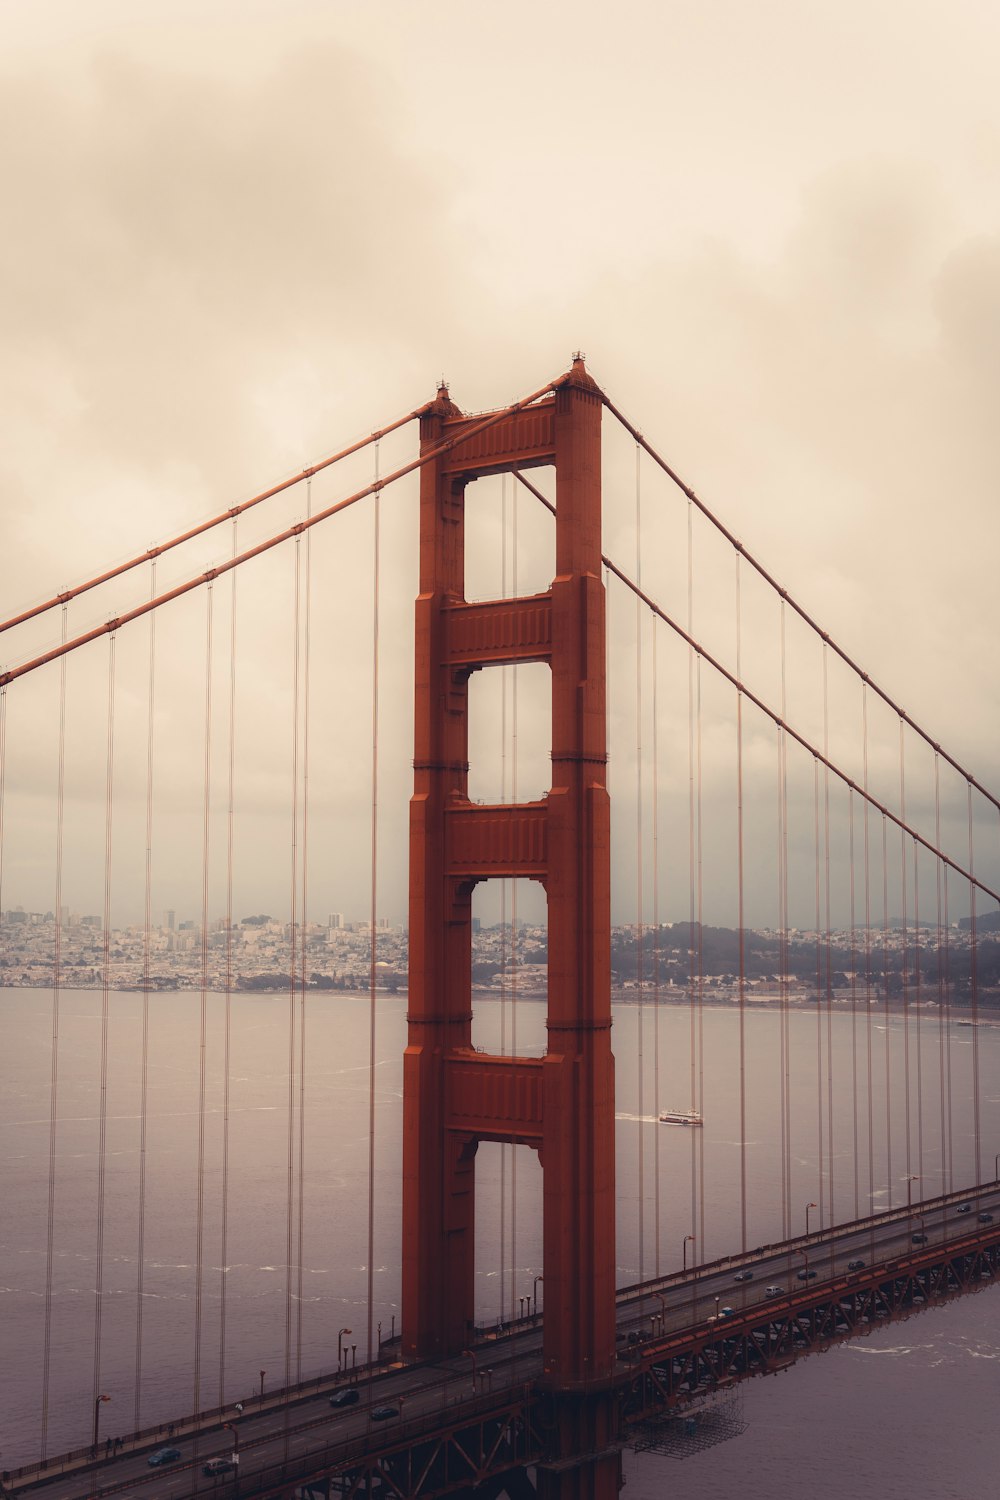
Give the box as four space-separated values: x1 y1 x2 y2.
403 357 618 1498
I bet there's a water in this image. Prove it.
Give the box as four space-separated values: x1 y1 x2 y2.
2 985 998 1495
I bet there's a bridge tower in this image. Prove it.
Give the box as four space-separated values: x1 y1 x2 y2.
404 357 618 1498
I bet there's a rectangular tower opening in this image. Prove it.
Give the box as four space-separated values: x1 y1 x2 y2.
470 878 547 1055
467 660 552 806
472 1140 543 1334
463 469 555 603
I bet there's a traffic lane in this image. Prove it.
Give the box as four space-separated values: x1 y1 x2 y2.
621 1194 1000 1336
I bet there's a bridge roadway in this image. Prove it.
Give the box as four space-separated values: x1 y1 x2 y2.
10 1179 1000 1500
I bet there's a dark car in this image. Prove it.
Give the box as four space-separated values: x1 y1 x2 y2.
203 1458 236 1477
372 1405 398 1421
330 1388 360 1408
734 1269 753 1282
148 1448 182 1468
979 1211 994 1223
796 1268 818 1280
847 1258 866 1271
719 1305 736 1317
956 1203 972 1215
911 1232 928 1244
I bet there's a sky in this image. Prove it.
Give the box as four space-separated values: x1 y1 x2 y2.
1 0 998 932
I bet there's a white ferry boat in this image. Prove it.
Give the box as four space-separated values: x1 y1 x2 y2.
658 1108 703 1127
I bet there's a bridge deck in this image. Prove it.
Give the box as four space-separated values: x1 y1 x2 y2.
9 1180 1000 1500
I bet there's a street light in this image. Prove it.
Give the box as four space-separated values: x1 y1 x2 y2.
533 1276 543 1318
92 1393 111 1456
258 1369 266 1400
905 1174 919 1210
682 1234 695 1272
462 1348 478 1393
337 1328 352 1371
995 1152 999 1182
805 1201 818 1236
223 1422 240 1497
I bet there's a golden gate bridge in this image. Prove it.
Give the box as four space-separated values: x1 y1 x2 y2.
2 356 999 1500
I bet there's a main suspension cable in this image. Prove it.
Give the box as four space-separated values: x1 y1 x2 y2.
511 469 1000 906
598 390 1000 817
2 379 561 690
0 402 434 637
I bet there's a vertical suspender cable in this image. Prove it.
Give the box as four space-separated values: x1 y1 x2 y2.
967 784 982 1183
296 477 314 1382
500 473 508 1325
510 476 519 1322
219 523 237 1404
366 441 382 1375
913 836 923 1186
135 566 156 1426
849 787 860 1219
651 623 661 1277
881 814 892 1204
899 722 912 1190
735 553 747 1254
823 648 834 1228
934 756 950 1195
814 759 824 1217
286 538 302 1396
92 633 116 1439
686 505 698 1250
41 605 68 1458
943 858 954 1191
695 652 706 1257
194 584 214 1418
863 685 875 1209
779 605 791 1239
635 441 645 1279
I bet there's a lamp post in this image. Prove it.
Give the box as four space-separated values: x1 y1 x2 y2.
905 1174 919 1211
223 1422 240 1496
532 1276 543 1319
682 1234 694 1272
995 1152 999 1182
92 1393 111 1456
337 1328 352 1371
805 1201 817 1236
258 1370 266 1400
462 1349 478 1393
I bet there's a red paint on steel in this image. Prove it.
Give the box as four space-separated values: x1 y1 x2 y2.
403 359 619 1500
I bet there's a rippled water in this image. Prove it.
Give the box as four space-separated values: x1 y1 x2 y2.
2 985 998 1494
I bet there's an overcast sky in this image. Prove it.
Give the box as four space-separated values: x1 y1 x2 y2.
1 0 998 932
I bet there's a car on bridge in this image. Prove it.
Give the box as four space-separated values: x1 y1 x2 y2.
956 1203 972 1214
330 1388 360 1408
764 1285 784 1298
148 1448 182 1467
372 1405 399 1421
979 1211 994 1223
733 1269 753 1282
796 1268 818 1280
203 1458 236 1477
847 1258 866 1271
911 1232 928 1244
